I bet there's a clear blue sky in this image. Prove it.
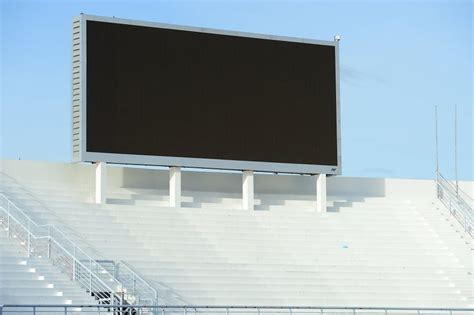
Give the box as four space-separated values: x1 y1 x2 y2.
1 0 472 180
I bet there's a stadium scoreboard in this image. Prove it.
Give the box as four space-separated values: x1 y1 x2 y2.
72 14 341 175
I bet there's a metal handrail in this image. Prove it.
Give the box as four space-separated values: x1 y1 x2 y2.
438 175 473 213
0 304 472 315
99 260 158 304
0 193 124 304
0 172 102 253
438 173 474 204
117 261 158 304
0 174 159 305
436 172 473 236
0 191 117 270
437 174 473 211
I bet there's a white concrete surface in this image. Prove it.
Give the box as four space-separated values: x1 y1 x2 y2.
0 160 440 200
0 160 472 307
316 174 326 212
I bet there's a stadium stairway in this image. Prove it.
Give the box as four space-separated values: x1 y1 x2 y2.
0 231 97 305
0 161 472 308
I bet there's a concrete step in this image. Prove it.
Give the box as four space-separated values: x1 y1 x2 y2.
134 266 470 277
35 212 462 233
0 295 76 304
171 288 469 299
148 275 472 288
171 297 472 308
165 282 466 293
87 253 468 268
70 226 469 243
86 240 471 252
124 260 470 272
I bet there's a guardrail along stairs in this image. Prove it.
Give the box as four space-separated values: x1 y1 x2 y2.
0 231 97 305
436 172 473 236
0 175 157 306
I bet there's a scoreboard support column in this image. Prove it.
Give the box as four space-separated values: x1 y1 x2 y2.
170 166 182 208
316 174 327 212
242 170 254 210
95 162 107 204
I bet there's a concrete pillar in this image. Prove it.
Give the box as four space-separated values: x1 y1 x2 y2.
95 162 107 204
169 166 182 207
242 170 254 210
316 173 327 212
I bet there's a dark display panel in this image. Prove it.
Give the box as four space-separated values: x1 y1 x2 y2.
86 20 338 168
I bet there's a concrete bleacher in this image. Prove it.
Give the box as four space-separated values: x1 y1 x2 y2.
0 231 96 305
0 160 472 307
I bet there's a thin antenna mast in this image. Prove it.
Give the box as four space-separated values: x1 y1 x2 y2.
435 106 439 181
454 104 459 195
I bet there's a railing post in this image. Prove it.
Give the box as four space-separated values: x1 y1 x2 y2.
72 246 76 281
116 289 120 307
89 259 93 295
27 218 31 257
464 214 467 233
133 274 136 296
33 306 36 315
436 175 440 199
47 226 51 259
7 201 10 237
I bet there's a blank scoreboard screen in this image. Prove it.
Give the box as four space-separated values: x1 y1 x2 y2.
76 16 340 174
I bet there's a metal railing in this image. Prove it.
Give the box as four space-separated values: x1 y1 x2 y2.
436 172 473 236
0 173 159 305
0 305 473 315
0 193 130 305
99 260 158 305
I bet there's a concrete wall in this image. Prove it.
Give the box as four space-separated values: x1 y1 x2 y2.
0 159 455 201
